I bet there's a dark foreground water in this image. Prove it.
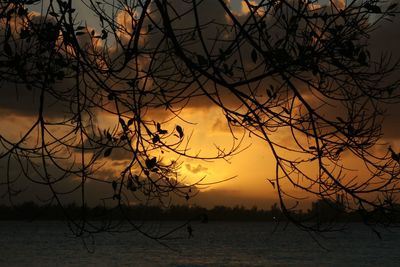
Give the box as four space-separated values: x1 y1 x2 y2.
0 221 399 267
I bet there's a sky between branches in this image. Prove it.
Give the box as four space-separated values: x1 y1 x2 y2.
1 0 399 209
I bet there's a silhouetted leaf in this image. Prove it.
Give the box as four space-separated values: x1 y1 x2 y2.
156 122 168 134
389 146 400 162
152 134 160 143
268 179 276 189
251 49 258 63
119 118 126 127
101 29 108 39
17 7 28 17
104 147 113 157
145 157 157 169
127 118 134 126
176 125 184 139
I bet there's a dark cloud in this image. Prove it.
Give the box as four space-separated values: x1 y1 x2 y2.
0 1 306 119
2 1 399 118
0 154 273 209
382 102 400 140
0 84 40 116
370 13 400 139
0 11 77 118
0 155 124 207
0 81 75 118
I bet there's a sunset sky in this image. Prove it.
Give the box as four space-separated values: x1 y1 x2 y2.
1 0 400 210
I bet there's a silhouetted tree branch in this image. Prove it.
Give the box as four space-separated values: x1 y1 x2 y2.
1 0 400 239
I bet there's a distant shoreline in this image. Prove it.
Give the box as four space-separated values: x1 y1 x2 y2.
1 201 399 223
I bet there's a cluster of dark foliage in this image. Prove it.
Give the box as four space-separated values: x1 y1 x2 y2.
2 200 399 226
0 202 279 221
1 0 400 239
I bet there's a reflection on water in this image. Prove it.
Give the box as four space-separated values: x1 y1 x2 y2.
0 221 399 267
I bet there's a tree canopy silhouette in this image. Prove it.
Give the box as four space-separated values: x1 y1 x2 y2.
1 0 400 237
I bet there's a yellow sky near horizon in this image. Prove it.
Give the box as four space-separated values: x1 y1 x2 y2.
97 104 278 195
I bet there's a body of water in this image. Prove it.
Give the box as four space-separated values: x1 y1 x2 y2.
0 221 399 266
